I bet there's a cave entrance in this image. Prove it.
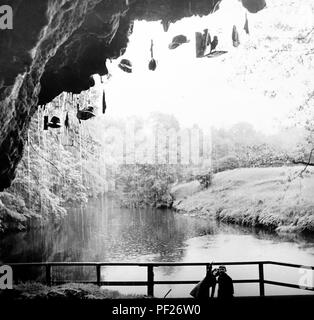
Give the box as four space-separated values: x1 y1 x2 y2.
2 0 314 234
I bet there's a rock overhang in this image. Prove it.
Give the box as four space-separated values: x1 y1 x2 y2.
0 0 266 190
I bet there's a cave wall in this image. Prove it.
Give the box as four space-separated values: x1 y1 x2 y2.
0 0 266 191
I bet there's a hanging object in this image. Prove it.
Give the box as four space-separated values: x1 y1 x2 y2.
168 35 189 50
48 116 61 129
64 112 69 130
120 47 127 56
149 59 157 71
118 59 132 73
43 115 49 130
232 25 240 47
195 30 212 57
244 13 249 34
202 29 211 56
161 19 170 32
148 40 157 71
77 104 96 123
195 32 204 57
102 89 107 114
211 36 218 52
205 50 228 58
205 34 227 58
212 1 220 13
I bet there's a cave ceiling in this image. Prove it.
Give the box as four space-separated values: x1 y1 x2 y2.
0 0 266 190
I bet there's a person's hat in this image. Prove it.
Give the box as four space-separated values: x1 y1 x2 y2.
218 265 227 272
118 59 132 73
168 35 189 49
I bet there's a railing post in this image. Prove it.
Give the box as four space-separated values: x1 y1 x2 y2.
147 265 154 297
46 264 52 286
259 262 265 296
96 264 101 286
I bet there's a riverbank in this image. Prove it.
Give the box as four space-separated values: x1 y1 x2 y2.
173 166 314 234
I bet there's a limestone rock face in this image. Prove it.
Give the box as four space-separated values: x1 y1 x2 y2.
0 0 266 190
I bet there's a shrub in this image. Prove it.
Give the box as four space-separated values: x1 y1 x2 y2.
214 155 240 172
195 172 213 189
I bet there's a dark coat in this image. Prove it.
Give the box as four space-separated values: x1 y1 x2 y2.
190 271 216 299
218 273 234 299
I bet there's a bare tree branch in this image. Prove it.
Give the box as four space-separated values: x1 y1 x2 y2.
292 160 314 166
293 148 314 175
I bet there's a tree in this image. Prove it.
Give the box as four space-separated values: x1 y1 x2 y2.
0 91 107 233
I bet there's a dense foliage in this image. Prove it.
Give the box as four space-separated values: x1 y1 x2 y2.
0 91 106 233
211 122 302 172
115 164 177 208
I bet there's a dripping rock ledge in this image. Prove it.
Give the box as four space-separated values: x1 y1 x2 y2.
0 0 266 191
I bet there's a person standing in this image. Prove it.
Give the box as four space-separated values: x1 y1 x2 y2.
217 265 234 300
190 264 217 299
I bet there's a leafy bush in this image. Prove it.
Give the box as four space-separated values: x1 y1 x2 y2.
214 155 240 172
115 164 177 208
195 172 213 189
0 92 107 234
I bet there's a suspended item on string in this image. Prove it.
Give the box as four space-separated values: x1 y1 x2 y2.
118 59 132 73
244 13 249 34
195 29 212 57
203 29 212 56
232 25 240 47
43 115 49 130
161 19 170 32
195 30 225 58
76 104 96 123
148 40 157 71
168 35 189 50
211 36 218 52
102 89 107 114
205 50 228 58
44 115 61 130
120 47 127 57
48 116 61 129
64 112 70 130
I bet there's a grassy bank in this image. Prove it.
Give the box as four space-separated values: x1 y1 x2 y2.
0 282 142 300
173 167 314 233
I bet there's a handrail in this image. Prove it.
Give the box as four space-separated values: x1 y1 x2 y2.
4 260 314 297
265 261 314 269
6 260 314 268
6 260 269 266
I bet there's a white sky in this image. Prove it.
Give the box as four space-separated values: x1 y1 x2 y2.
94 0 312 134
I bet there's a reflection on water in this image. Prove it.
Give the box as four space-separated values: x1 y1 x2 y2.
1 197 314 297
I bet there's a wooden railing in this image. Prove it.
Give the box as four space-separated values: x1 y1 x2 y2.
6 261 314 297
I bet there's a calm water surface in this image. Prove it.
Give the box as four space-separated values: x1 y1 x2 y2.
1 197 314 297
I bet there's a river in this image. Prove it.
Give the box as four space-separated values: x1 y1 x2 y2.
1 197 314 297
